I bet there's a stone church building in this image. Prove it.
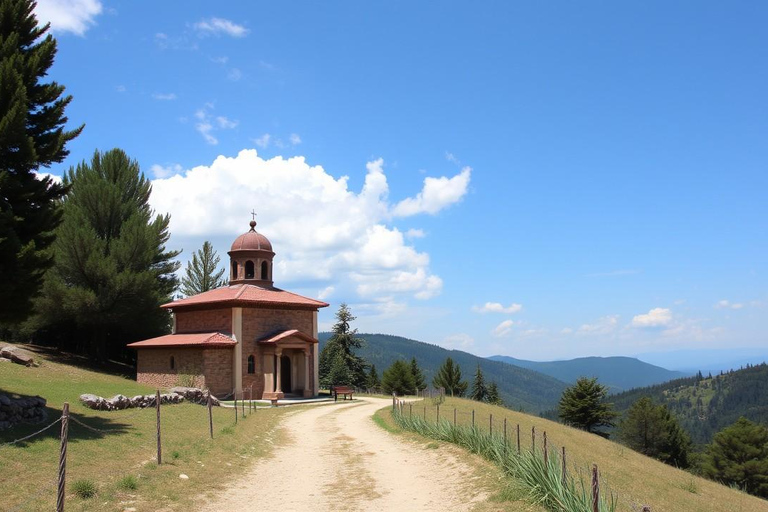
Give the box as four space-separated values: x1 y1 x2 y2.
129 219 329 399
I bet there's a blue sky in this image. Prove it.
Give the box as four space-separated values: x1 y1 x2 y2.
36 1 767 366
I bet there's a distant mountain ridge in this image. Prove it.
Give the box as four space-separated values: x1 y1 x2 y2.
488 355 689 392
319 332 567 413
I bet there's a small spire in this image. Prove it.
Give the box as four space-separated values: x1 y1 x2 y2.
250 210 257 230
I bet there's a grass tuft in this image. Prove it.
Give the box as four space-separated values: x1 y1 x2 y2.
117 474 138 491
72 479 97 499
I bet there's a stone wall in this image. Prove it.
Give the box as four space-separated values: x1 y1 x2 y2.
175 308 232 334
202 348 234 395
136 347 205 389
0 394 47 430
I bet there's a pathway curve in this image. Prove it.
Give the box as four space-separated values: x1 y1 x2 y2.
198 397 487 511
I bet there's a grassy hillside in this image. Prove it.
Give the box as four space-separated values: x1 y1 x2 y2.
0 343 285 511
611 363 768 445
489 355 689 392
377 396 767 512
320 332 567 412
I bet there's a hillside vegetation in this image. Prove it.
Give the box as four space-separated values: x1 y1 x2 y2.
320 332 567 412
489 355 688 392
611 363 768 445
377 396 767 512
0 344 284 511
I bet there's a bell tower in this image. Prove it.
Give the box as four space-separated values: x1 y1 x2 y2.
228 218 275 287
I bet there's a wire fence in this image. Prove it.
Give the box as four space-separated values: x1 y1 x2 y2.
0 387 260 512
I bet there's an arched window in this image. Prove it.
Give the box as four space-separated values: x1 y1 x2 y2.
261 261 268 280
247 355 255 374
231 261 238 280
170 356 175 370
245 260 255 279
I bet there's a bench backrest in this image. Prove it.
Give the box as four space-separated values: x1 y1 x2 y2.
333 386 354 393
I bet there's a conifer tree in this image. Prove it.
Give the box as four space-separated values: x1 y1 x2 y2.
318 304 368 388
410 357 426 392
470 363 487 402
0 0 82 323
382 359 416 396
30 149 180 360
702 417 768 498
558 377 618 435
432 357 468 397
618 397 690 468
326 349 352 387
367 364 381 390
180 241 225 296
486 381 503 406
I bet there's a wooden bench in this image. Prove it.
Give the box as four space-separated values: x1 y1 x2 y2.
332 386 354 401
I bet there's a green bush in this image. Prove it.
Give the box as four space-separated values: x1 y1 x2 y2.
72 479 97 499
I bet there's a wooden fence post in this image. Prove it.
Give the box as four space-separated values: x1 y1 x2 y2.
591 464 599 512
503 418 508 447
531 426 535 452
436 404 440 423
489 413 493 435
410 403 413 419
453 407 457 427
543 431 548 469
242 391 245 418
207 391 214 439
472 409 475 428
516 424 520 454
423 405 426 420
156 390 162 465
561 446 567 485
56 402 69 512
392 393 396 411
234 391 238 423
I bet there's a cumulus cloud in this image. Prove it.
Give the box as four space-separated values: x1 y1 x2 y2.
632 308 672 328
578 315 619 334
472 302 523 314
193 17 249 38
392 166 471 216
34 0 102 36
152 92 177 101
149 150 467 303
492 320 514 337
715 300 744 310
150 163 183 179
405 228 425 239
441 333 475 350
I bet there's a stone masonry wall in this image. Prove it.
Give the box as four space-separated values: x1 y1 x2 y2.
175 308 232 334
203 348 234 396
136 348 205 389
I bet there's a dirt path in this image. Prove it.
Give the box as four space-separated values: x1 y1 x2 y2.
198 397 487 511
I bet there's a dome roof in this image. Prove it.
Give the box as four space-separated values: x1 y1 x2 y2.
230 220 273 252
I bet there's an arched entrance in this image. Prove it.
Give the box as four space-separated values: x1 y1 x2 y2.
280 355 292 393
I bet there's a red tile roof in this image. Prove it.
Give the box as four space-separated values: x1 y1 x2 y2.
258 329 318 344
127 332 235 348
162 284 329 310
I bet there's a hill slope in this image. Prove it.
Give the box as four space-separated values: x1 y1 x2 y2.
488 354 688 392
319 332 567 413
611 363 768 445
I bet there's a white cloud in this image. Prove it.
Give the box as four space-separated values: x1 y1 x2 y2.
715 300 744 310
560 327 574 334
441 333 475 350
289 133 302 146
632 308 672 328
193 17 248 38
227 68 242 81
150 164 183 179
492 320 515 337
578 315 619 334
152 92 177 101
253 134 271 148
34 0 103 36
392 166 471 217
149 150 466 303
317 286 334 300
405 228 425 239
194 105 237 145
472 302 523 314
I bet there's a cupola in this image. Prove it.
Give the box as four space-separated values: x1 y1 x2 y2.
228 219 275 286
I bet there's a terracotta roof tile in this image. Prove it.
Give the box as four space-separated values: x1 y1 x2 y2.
163 284 329 310
258 329 318 344
127 332 235 348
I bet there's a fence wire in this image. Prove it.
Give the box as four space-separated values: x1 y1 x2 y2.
0 417 62 447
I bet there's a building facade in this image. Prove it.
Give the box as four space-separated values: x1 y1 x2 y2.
129 219 329 399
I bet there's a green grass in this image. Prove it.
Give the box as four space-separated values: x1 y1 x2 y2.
71 479 97 499
0 343 287 511
388 397 768 512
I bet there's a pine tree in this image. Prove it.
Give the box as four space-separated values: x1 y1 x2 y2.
29 149 180 360
410 357 426 392
0 0 83 323
180 241 226 296
367 364 381 390
618 397 691 468
382 359 416 396
432 357 468 397
318 304 368 388
470 364 487 402
486 381 503 406
558 377 618 435
702 417 768 498
326 348 352 387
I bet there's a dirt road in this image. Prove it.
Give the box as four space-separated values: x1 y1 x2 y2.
198 397 487 511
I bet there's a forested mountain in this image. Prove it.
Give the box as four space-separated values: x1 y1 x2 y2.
610 363 768 445
488 355 688 392
319 333 567 412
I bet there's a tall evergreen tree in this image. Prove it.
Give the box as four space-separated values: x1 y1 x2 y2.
470 363 487 402
558 377 618 435
367 364 381 390
618 397 691 468
432 357 468 397
0 0 82 323
318 303 368 388
382 359 416 396
29 149 180 360
180 240 226 296
410 357 426 392
702 417 768 498
486 381 503 406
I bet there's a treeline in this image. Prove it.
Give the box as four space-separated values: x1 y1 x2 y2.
0 3 227 362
